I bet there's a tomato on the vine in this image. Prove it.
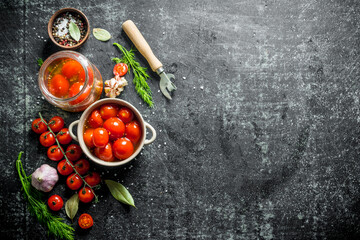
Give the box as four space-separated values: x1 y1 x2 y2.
78 213 94 229
74 159 90 175
99 104 118 120
57 159 74 176
84 172 101 187
78 186 95 203
92 128 109 148
94 143 114 162
125 121 142 144
113 63 128 76
39 131 55 147
117 107 134 124
31 118 47 134
57 128 72 145
66 173 83 190
47 145 64 161
113 137 134 160
47 195 64 211
49 74 69 98
83 128 95 148
65 144 82 161
103 117 125 141
88 110 103 128
48 116 64 133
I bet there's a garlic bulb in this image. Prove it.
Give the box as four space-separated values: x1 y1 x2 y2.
104 75 128 98
31 164 59 192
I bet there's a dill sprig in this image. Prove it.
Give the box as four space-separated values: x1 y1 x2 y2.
112 43 154 107
16 152 75 240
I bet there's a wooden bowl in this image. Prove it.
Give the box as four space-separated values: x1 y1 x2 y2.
47 8 90 50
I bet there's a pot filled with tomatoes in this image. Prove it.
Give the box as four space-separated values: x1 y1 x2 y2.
38 51 103 112
68 98 156 166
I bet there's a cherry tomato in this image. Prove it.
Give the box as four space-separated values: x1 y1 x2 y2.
99 104 118 120
48 116 65 133
84 172 101 187
47 145 64 161
31 118 47 134
113 137 134 160
113 63 128 76
125 121 142 144
92 128 109 148
39 131 55 147
47 195 64 211
65 144 82 161
49 74 69 98
117 107 134 124
66 173 83 190
94 143 114 162
83 128 95 148
74 159 90 175
68 82 91 105
57 159 74 176
61 60 83 80
78 213 94 229
88 109 103 128
103 117 125 141
78 187 95 203
57 128 72 145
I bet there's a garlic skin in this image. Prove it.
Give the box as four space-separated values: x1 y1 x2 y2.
31 164 59 192
104 75 128 98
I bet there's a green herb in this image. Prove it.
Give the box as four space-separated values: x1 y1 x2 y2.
105 179 136 208
37 58 44 67
16 152 75 240
65 193 79 222
113 43 153 107
93 28 111 41
69 22 80 41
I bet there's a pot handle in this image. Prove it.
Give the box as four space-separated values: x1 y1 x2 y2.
144 122 156 145
69 120 80 142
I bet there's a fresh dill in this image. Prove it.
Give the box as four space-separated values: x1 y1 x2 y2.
112 43 153 107
37 58 44 67
16 152 75 240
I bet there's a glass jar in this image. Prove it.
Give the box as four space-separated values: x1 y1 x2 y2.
38 51 103 112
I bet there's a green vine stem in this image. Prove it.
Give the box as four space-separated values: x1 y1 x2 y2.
38 112 98 202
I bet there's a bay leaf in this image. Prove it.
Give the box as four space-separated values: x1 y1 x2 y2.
65 193 79 221
105 179 135 207
69 22 81 41
93 28 111 42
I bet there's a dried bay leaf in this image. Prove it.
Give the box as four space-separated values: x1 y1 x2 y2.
105 179 135 207
65 193 79 221
93 28 111 42
69 22 81 41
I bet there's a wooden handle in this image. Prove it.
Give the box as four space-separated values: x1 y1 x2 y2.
122 20 162 72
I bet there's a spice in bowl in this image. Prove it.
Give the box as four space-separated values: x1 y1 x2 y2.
52 11 87 47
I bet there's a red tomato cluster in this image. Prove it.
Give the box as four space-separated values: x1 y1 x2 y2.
84 104 141 162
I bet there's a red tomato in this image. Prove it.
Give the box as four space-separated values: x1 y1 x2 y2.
57 159 74 176
39 131 55 147
31 118 47 134
88 109 103 128
99 104 118 120
47 195 64 211
66 173 83 190
47 145 64 161
125 121 142 144
78 187 95 203
48 116 64 133
117 107 134 124
113 63 128 76
83 128 95 148
94 143 114 162
57 128 72 145
49 74 69 98
74 159 90 175
92 128 109 148
78 213 93 229
103 117 125 141
68 82 91 105
84 172 101 187
61 60 83 80
65 144 82 161
113 137 134 160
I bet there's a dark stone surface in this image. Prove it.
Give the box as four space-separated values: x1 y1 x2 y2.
1 0 360 239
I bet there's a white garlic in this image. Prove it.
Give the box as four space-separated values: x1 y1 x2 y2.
104 75 128 98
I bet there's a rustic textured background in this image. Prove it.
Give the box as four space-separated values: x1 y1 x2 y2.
1 0 360 239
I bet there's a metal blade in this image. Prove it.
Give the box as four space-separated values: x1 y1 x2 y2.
159 72 176 100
